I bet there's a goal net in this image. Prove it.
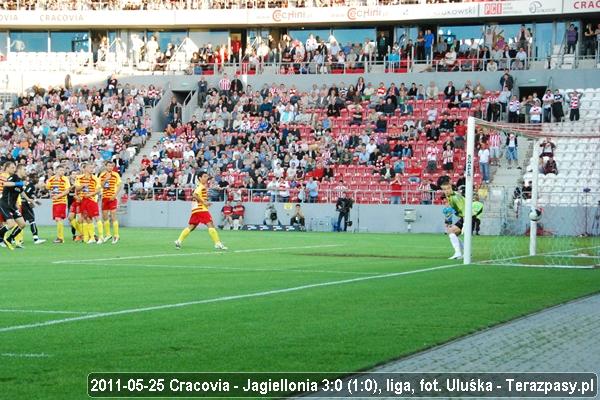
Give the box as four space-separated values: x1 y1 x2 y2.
463 118 600 269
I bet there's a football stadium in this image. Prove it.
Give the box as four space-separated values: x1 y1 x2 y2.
0 0 600 398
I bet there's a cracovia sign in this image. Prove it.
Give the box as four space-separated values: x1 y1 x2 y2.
0 14 18 22
563 0 600 11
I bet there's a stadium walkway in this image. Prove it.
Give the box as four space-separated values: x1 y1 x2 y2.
299 293 600 399
374 293 600 375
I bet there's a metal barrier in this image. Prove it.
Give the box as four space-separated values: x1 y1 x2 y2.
119 186 443 205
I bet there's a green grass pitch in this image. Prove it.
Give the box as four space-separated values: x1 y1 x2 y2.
1 228 600 399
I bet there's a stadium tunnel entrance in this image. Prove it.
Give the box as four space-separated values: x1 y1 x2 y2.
518 85 547 101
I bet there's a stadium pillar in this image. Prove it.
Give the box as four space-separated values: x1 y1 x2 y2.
463 117 476 265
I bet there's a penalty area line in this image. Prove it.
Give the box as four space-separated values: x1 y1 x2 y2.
1 353 50 358
0 309 98 315
0 262 466 334
51 244 343 264
64 262 390 275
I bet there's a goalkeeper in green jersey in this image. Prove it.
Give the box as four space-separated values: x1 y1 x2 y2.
439 176 469 260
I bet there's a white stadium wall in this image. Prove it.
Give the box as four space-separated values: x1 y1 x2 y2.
32 200 600 236
33 199 449 234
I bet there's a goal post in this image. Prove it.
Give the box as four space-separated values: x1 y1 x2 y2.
463 116 476 265
463 117 600 268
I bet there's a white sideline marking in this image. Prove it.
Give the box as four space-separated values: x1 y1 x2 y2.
71 263 387 276
0 309 97 315
1 353 49 358
0 262 465 334
51 244 343 264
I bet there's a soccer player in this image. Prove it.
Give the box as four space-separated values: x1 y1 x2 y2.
99 161 122 244
21 174 46 244
75 162 103 244
0 162 27 250
68 171 83 242
175 171 227 250
0 163 10 248
441 180 467 260
46 166 71 244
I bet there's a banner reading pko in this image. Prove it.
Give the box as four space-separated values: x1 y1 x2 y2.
480 0 562 16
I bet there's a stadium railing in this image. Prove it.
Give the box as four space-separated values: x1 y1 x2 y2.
3 51 598 75
122 187 446 205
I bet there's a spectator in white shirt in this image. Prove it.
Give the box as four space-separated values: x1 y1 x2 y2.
426 81 439 100
508 95 520 123
426 108 438 122
513 47 528 70
529 100 542 124
365 139 377 155
478 144 491 184
541 90 554 123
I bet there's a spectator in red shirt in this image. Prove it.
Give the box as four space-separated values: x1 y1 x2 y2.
232 201 245 229
454 119 467 149
390 175 402 205
140 154 151 169
220 200 233 230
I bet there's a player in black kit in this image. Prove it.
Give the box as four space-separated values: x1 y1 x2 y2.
21 174 47 245
0 162 28 250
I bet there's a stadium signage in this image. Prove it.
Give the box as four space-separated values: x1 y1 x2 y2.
39 13 84 22
563 0 600 11
481 0 561 16
0 14 18 22
0 0 576 27
271 9 309 22
431 5 478 17
347 7 386 20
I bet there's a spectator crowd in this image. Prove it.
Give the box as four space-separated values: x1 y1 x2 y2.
0 76 158 198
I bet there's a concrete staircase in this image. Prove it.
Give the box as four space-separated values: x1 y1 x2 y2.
479 137 534 235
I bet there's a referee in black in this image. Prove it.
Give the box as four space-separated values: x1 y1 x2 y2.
21 174 46 245
0 162 28 250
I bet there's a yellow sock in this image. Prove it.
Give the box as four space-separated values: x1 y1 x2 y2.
57 221 64 240
178 227 191 243
82 222 89 242
69 219 77 234
75 220 83 235
208 227 221 245
104 220 111 237
96 221 104 239
16 230 24 243
113 220 119 238
88 223 96 241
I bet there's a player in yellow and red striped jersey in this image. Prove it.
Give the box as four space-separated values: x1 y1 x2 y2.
45 165 71 243
175 171 227 250
75 162 104 244
99 161 122 244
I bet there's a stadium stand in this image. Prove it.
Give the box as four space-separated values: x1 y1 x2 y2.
126 77 531 205
0 82 158 197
